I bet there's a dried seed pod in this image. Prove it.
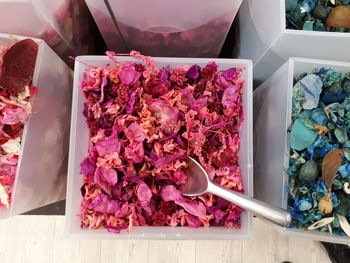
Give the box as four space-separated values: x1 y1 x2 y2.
318 192 333 214
322 149 344 190
326 6 350 29
0 39 38 95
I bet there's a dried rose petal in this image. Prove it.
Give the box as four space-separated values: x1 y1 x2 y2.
119 63 141 85
186 65 200 80
223 68 237 81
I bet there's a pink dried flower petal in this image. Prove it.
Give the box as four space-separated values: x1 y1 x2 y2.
94 167 118 195
137 181 152 206
78 51 245 232
1 107 28 125
95 134 121 157
119 64 142 86
125 122 145 143
124 142 144 163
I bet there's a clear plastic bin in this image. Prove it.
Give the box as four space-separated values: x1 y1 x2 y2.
0 33 73 219
239 0 350 84
85 0 243 57
0 0 95 64
254 57 350 245
65 56 253 239
84 0 127 53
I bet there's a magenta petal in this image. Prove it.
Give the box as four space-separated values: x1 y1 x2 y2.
1 107 27 124
119 65 141 85
89 193 120 213
175 200 207 219
101 167 118 185
94 167 118 195
125 122 145 142
222 84 239 109
161 185 182 202
186 65 200 80
80 156 96 178
207 61 218 71
126 90 137 114
95 134 121 157
148 98 179 127
137 182 152 206
124 142 144 163
223 68 237 80
186 215 201 228
105 225 128 233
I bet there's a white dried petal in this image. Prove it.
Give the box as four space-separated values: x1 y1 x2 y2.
17 85 30 101
328 223 333 235
330 0 336 5
337 214 350 237
307 217 334 230
1 137 21 155
343 182 350 194
0 183 9 208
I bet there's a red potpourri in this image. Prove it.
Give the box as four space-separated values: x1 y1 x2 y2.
0 39 38 208
79 51 246 233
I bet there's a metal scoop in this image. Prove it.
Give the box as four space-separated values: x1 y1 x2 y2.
180 157 291 227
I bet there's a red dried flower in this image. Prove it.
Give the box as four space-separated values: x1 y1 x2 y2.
170 68 187 86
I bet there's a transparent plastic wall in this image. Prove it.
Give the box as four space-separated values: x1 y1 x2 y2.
239 0 350 84
85 0 243 57
65 56 253 239
254 57 350 245
0 34 72 219
0 0 96 64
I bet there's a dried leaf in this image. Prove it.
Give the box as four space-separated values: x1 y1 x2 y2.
337 214 350 237
307 217 334 230
322 149 344 189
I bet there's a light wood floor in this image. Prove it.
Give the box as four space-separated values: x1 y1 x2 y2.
0 216 330 263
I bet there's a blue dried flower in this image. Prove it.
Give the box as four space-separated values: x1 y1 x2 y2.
299 200 312 211
339 164 350 178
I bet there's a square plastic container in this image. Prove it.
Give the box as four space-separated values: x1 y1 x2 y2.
254 57 350 245
0 33 73 219
238 0 350 84
0 0 95 64
85 0 243 57
65 56 253 239
84 0 127 53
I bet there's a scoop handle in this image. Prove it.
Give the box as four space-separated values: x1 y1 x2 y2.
207 181 291 227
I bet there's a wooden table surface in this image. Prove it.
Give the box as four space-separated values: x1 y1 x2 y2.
0 216 330 263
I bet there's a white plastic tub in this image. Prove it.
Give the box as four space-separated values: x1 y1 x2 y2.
239 0 350 84
0 33 73 218
65 56 253 239
85 0 243 57
254 57 350 244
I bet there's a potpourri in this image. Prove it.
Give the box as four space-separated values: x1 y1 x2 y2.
286 0 350 32
79 51 246 233
286 67 350 236
0 39 38 208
